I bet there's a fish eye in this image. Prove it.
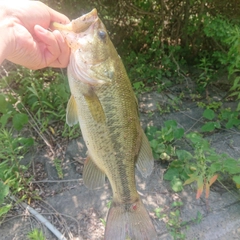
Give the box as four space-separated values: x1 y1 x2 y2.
98 30 107 40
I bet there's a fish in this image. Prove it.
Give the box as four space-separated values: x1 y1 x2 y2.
52 9 157 240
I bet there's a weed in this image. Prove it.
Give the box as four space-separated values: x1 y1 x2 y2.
0 128 34 217
148 120 240 197
155 201 186 240
132 81 146 96
203 15 240 105
1 67 80 139
201 109 221 132
229 71 240 111
27 228 45 240
167 209 186 240
0 67 79 218
192 211 203 224
197 101 222 111
219 108 240 129
146 120 184 161
199 106 240 132
196 57 216 93
100 218 106 226
53 158 63 179
0 182 11 217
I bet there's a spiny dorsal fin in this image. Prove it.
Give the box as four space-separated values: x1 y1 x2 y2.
83 155 106 189
136 129 154 178
66 95 79 126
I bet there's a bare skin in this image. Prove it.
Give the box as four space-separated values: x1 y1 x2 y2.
0 1 70 69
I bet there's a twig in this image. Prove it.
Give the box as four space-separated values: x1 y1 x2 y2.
217 180 240 201
10 196 67 240
31 178 83 183
38 200 73 239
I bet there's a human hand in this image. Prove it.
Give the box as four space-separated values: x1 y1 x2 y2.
0 1 70 69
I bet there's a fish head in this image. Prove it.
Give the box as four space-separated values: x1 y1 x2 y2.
69 17 111 65
52 9 114 86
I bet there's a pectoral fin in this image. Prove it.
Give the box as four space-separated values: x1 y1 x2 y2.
66 95 79 126
84 89 106 123
136 129 154 178
83 155 106 189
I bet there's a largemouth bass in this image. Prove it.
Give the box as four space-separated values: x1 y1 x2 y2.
52 9 157 240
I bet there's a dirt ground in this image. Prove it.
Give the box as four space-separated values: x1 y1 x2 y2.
1 85 240 240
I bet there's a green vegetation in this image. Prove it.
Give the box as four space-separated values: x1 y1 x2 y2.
0 67 80 217
155 201 203 240
155 201 186 240
27 228 45 240
146 120 184 162
54 158 64 179
146 120 240 199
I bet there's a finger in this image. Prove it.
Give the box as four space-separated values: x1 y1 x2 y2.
34 1 70 25
34 25 60 66
49 30 70 68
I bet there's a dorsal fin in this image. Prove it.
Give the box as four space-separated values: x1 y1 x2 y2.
136 129 154 178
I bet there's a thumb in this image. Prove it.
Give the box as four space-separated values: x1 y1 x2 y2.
34 25 60 65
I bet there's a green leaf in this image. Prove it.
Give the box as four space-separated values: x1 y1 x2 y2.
214 121 221 129
226 118 240 129
163 131 174 142
133 81 144 90
164 120 177 128
164 167 180 180
203 109 215 120
184 173 198 185
232 175 240 184
0 204 12 217
237 102 240 111
12 113 29 131
0 112 11 128
150 139 158 149
171 177 183 192
145 126 158 141
154 143 165 153
223 159 240 174
186 132 204 144
0 94 8 114
18 137 34 147
209 162 222 173
176 150 193 161
0 182 9 203
173 128 184 139
201 122 215 132
171 201 183 207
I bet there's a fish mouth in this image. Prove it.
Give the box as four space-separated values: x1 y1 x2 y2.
51 8 98 33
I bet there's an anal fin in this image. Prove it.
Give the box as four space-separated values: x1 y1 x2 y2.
83 155 106 189
136 129 154 178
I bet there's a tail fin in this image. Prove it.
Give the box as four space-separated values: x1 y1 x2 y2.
104 199 157 240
